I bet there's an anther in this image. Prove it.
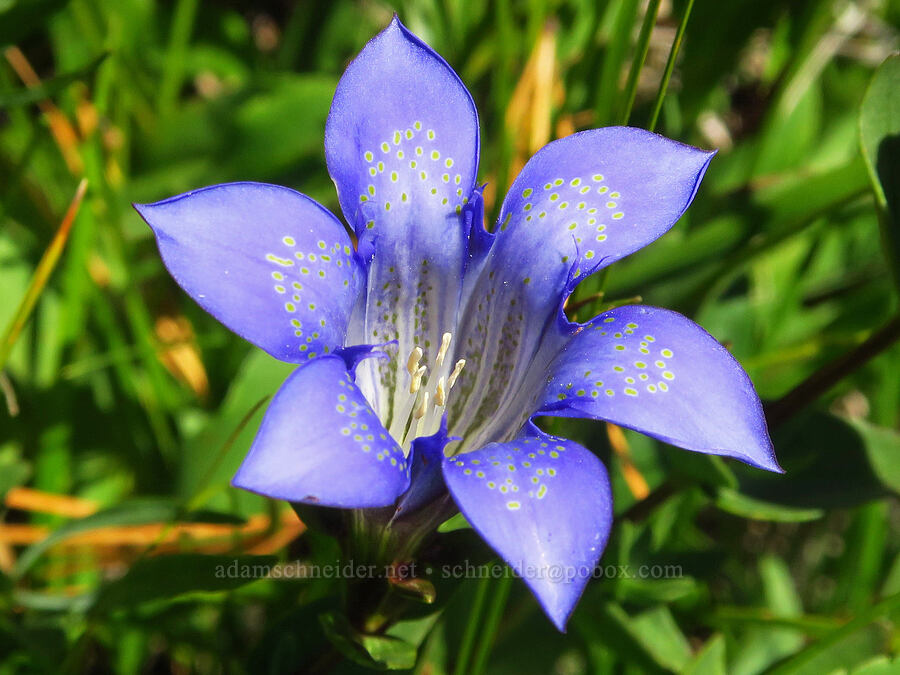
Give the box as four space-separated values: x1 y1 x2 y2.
409 365 427 393
436 332 452 367
447 359 466 389
406 346 423 375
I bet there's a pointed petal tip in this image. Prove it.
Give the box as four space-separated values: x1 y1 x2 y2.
382 13 412 42
758 452 785 474
550 612 570 633
443 432 612 633
731 442 782 474
229 468 249 492
740 433 782 474
132 201 167 235
131 201 151 220
540 592 576 633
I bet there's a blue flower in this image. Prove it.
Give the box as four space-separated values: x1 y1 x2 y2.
135 17 780 630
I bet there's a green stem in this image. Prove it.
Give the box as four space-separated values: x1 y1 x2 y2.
619 0 662 125
647 0 696 132
469 573 513 675
452 575 491 675
765 312 900 427
768 592 900 675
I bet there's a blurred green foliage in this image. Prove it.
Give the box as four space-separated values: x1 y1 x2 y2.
1 0 899 672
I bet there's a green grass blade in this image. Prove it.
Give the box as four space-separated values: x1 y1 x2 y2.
619 0 662 126
0 179 87 372
647 0 696 132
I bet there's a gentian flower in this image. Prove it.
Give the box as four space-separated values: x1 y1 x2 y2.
135 17 780 630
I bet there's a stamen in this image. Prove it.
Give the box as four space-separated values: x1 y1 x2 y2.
409 365 427 393
393 337 468 453
406 346 423 375
447 359 466 389
412 391 429 439
414 391 429 420
434 377 446 407
436 332 452 367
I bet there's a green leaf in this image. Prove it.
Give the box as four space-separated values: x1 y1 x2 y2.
0 445 30 503
722 555 808 674
0 53 108 108
178 349 294 515
319 610 417 670
606 158 871 302
667 452 738 490
760 555 802 617
616 576 701 605
629 605 692 672
859 54 900 292
851 656 900 675
714 487 824 522
385 611 442 651
578 601 694 672
845 417 900 494
247 598 340 673
11 589 93 613
768 592 900 675
573 602 667 672
734 411 890 510
682 634 727 675
389 575 437 604
91 553 276 613
437 511 471 533
228 74 336 177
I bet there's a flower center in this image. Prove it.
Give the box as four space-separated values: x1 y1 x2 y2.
388 332 466 453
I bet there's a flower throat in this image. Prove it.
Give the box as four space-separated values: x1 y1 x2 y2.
386 332 465 453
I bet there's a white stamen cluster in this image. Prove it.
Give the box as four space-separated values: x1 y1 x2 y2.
390 332 465 452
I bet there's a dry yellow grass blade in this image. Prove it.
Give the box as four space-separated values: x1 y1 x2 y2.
606 423 650 500
5 487 98 518
4 46 84 175
0 179 88 374
0 510 304 551
504 22 561 190
2 486 305 575
155 316 210 397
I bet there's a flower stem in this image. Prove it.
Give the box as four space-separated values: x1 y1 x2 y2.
647 0 696 132
765 312 900 428
469 573 513 675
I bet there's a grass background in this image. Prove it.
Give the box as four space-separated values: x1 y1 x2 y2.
1 0 899 672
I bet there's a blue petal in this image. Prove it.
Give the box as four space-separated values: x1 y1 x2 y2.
448 129 713 450
325 16 479 240
135 182 364 363
325 17 481 426
539 305 781 472
232 355 410 507
443 425 613 631
494 127 714 277
393 417 455 517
